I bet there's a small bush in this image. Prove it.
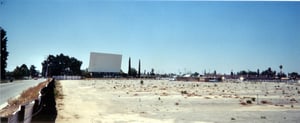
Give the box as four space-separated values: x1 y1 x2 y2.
261 116 267 119
290 98 296 102
261 100 267 104
246 100 252 104
161 92 168 96
214 84 217 87
240 102 247 105
181 90 188 95
204 97 211 99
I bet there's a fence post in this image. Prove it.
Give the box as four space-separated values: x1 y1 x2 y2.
23 101 35 123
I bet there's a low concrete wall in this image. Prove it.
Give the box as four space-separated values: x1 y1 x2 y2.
0 79 57 123
0 108 19 123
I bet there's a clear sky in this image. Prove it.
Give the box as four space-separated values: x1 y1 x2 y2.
0 0 299 75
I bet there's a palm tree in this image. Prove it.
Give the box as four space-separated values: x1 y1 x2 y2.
279 65 283 73
279 65 283 79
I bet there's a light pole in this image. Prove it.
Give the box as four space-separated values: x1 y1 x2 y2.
46 63 49 78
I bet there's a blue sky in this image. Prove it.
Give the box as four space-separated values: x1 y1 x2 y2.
1 1 300 74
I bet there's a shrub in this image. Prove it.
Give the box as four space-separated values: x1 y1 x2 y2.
181 90 188 95
261 116 267 119
140 80 144 85
246 100 252 104
240 102 247 105
261 100 272 104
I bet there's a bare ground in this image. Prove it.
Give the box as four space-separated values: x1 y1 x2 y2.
55 80 300 123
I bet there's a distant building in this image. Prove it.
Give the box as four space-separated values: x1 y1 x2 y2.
88 52 122 77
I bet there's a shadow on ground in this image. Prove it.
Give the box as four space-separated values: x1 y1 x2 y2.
31 80 57 123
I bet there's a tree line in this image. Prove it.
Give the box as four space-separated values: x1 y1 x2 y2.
41 54 82 77
5 54 83 80
6 64 38 79
236 68 280 78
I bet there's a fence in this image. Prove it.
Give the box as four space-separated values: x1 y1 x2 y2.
52 75 81 80
0 79 57 123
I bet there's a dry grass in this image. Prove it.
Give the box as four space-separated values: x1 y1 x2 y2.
55 81 65 113
204 97 211 99
0 79 51 117
261 100 272 104
55 80 64 100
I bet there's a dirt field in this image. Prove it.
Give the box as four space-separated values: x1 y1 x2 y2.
55 79 300 123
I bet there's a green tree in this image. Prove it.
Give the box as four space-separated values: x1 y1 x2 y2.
29 65 38 77
277 72 287 78
150 68 155 76
12 64 29 79
237 70 247 76
288 72 299 80
20 64 30 77
12 66 22 79
247 70 257 76
1 27 9 80
279 65 283 78
192 72 199 77
138 59 141 78
261 67 276 79
128 57 131 76
41 53 82 77
130 68 137 77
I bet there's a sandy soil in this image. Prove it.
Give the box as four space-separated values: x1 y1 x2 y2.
55 79 300 123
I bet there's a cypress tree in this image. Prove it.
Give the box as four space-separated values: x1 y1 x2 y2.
128 57 131 76
138 59 141 78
